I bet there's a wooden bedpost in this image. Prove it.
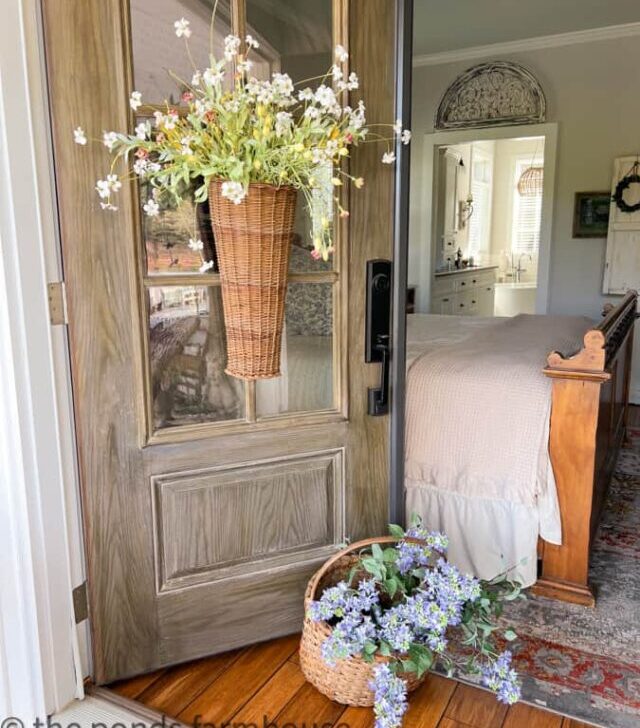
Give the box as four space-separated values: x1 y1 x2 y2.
533 292 637 606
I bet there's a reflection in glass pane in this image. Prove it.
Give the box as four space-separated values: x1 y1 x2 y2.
130 0 233 104
148 286 243 429
246 0 333 84
257 283 333 416
143 190 218 275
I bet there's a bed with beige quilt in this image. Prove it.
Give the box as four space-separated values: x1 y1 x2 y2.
405 294 637 605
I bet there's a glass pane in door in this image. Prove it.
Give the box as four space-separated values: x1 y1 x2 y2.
130 0 233 103
257 282 334 416
245 0 333 83
148 285 244 428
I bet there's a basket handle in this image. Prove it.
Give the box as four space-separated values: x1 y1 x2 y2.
307 535 422 602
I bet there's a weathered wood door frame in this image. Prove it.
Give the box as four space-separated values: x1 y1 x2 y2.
42 0 404 684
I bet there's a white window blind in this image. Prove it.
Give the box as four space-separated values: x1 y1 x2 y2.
512 159 543 254
468 153 493 257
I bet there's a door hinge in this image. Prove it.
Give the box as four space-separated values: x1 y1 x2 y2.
47 281 67 326
72 581 89 624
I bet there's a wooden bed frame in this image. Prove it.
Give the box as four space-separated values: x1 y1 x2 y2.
533 290 638 606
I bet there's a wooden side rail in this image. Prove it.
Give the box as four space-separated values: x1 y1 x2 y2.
533 291 637 606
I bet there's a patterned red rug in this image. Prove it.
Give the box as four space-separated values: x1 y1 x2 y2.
503 428 640 727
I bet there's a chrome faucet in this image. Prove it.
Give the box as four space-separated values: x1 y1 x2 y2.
512 253 532 283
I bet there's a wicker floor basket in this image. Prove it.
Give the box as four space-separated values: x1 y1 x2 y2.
300 537 427 707
208 180 297 380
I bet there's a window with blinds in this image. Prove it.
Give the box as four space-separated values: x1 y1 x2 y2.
468 152 493 257
512 159 543 254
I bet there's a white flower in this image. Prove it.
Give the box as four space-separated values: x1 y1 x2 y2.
346 72 359 91
133 158 148 176
174 18 191 38
304 106 320 120
102 131 118 151
401 129 412 145
271 73 294 97
143 198 160 216
191 71 202 86
95 174 121 199
224 34 241 61
95 180 110 199
73 126 87 145
245 34 259 49
221 181 246 205
393 118 402 134
135 121 150 140
164 112 178 130
203 63 225 86
237 59 253 74
129 91 142 111
298 88 314 102
315 85 337 109
382 151 396 164
100 202 118 211
153 111 178 130
180 136 194 154
335 44 349 62
275 111 293 137
188 238 204 251
199 260 215 273
331 64 343 82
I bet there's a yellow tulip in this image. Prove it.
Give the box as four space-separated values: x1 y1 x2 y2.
294 143 305 152
253 160 261 170
331 177 343 186
330 127 340 140
354 177 365 189
339 147 349 156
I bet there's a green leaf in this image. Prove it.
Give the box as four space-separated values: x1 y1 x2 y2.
503 629 517 641
378 641 392 657
384 578 398 599
382 548 398 563
388 523 405 539
363 641 378 655
371 543 384 562
401 660 418 674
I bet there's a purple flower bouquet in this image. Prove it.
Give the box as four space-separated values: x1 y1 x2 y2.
305 517 522 728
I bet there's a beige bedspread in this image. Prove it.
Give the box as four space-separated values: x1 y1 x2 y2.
405 313 592 521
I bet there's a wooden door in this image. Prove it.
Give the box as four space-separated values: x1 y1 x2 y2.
603 156 640 294
42 0 397 683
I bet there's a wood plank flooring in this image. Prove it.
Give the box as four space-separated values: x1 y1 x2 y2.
109 635 595 728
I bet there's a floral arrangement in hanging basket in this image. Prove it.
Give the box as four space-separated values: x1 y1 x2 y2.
73 10 410 379
300 518 522 728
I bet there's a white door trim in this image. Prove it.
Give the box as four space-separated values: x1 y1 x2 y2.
416 122 558 314
0 0 86 718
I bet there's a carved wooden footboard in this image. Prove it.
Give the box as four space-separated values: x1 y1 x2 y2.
533 291 637 606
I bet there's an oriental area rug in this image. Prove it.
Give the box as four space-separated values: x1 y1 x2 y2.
497 428 640 727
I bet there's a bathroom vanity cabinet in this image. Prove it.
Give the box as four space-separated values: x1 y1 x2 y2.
431 266 498 316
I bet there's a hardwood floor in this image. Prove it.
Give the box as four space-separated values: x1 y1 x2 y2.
109 635 595 728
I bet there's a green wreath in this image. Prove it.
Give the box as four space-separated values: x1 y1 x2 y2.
613 173 640 213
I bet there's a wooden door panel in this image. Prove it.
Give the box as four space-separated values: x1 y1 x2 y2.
153 449 344 590
43 0 396 683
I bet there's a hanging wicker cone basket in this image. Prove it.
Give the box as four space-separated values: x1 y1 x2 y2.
208 180 297 380
300 537 427 707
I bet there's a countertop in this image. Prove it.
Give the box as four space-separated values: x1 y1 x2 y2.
434 265 499 278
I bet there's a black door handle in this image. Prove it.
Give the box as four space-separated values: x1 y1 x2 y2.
365 259 392 417
368 334 390 416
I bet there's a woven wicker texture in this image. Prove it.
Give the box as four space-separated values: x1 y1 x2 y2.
209 181 297 380
300 537 426 707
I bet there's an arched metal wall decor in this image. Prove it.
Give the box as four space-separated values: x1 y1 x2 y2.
435 61 546 130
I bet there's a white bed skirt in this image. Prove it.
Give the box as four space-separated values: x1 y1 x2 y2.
405 481 561 588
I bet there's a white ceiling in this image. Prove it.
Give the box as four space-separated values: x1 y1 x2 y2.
413 0 640 56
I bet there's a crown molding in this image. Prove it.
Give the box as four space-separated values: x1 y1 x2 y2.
413 21 640 67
